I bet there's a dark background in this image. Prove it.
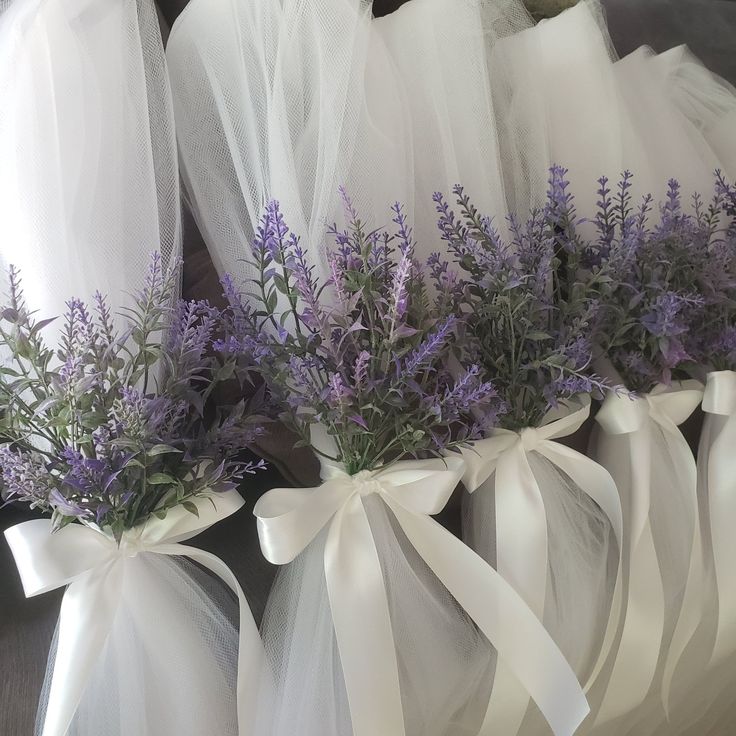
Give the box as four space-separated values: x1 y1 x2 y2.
2 1 735 733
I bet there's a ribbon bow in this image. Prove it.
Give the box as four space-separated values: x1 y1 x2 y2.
460 395 622 734
701 371 736 665
593 380 703 722
255 453 589 736
5 490 261 736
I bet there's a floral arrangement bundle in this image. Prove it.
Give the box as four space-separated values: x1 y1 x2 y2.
575 170 736 725
689 175 736 672
1 255 265 736
218 196 589 736
431 168 622 733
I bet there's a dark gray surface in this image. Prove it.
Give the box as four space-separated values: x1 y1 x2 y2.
602 0 736 85
1 1 733 734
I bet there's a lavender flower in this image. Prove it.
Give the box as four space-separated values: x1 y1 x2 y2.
435 171 610 430
223 199 503 474
0 256 265 539
590 171 735 388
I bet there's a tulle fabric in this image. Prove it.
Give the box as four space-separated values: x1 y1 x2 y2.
168 0 736 302
587 416 701 735
0 0 180 326
166 0 555 285
36 555 240 736
253 492 493 736
528 1 735 212
374 0 550 243
463 452 615 733
166 0 413 290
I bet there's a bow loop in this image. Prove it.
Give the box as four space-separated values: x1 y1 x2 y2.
647 381 704 427
374 457 465 516
254 479 353 565
462 395 592 491
5 520 117 598
596 391 649 435
703 371 736 416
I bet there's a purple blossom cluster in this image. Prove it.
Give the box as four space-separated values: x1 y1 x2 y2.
0 256 264 540
588 171 735 388
433 167 610 430
220 194 503 474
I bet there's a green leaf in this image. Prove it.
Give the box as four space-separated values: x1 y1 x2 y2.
148 472 176 485
148 444 182 457
526 331 553 342
182 500 200 517
266 289 278 314
273 274 289 295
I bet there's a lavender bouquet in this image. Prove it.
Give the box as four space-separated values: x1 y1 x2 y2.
434 171 622 713
433 166 610 429
219 195 502 472
585 173 720 391
676 173 736 670
0 254 263 538
576 174 730 723
688 173 736 376
2 255 264 736
222 197 587 736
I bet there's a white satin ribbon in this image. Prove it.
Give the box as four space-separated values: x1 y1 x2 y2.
4 490 261 736
461 395 622 735
254 455 589 736
701 370 736 667
593 380 703 723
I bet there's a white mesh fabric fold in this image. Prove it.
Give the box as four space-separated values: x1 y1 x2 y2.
254 493 493 736
585 422 701 736
462 452 615 691
528 0 735 213
36 555 239 736
375 0 552 246
0 0 180 325
167 0 412 290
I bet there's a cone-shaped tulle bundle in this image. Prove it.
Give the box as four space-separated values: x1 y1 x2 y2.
0 0 180 326
7 497 257 736
461 398 621 736
254 483 493 736
0 264 266 736
588 382 703 733
220 200 589 736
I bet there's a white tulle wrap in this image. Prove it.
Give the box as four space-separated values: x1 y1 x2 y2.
253 444 589 736
4 491 262 736
700 371 736 667
590 382 704 729
166 0 736 301
166 0 411 289
530 1 736 213
0 0 180 324
459 395 621 736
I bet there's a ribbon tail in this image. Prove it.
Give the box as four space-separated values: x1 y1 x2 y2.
385 497 589 736
657 422 701 713
704 411 736 666
592 427 664 725
41 561 123 736
478 446 548 735
153 543 264 735
323 497 406 736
